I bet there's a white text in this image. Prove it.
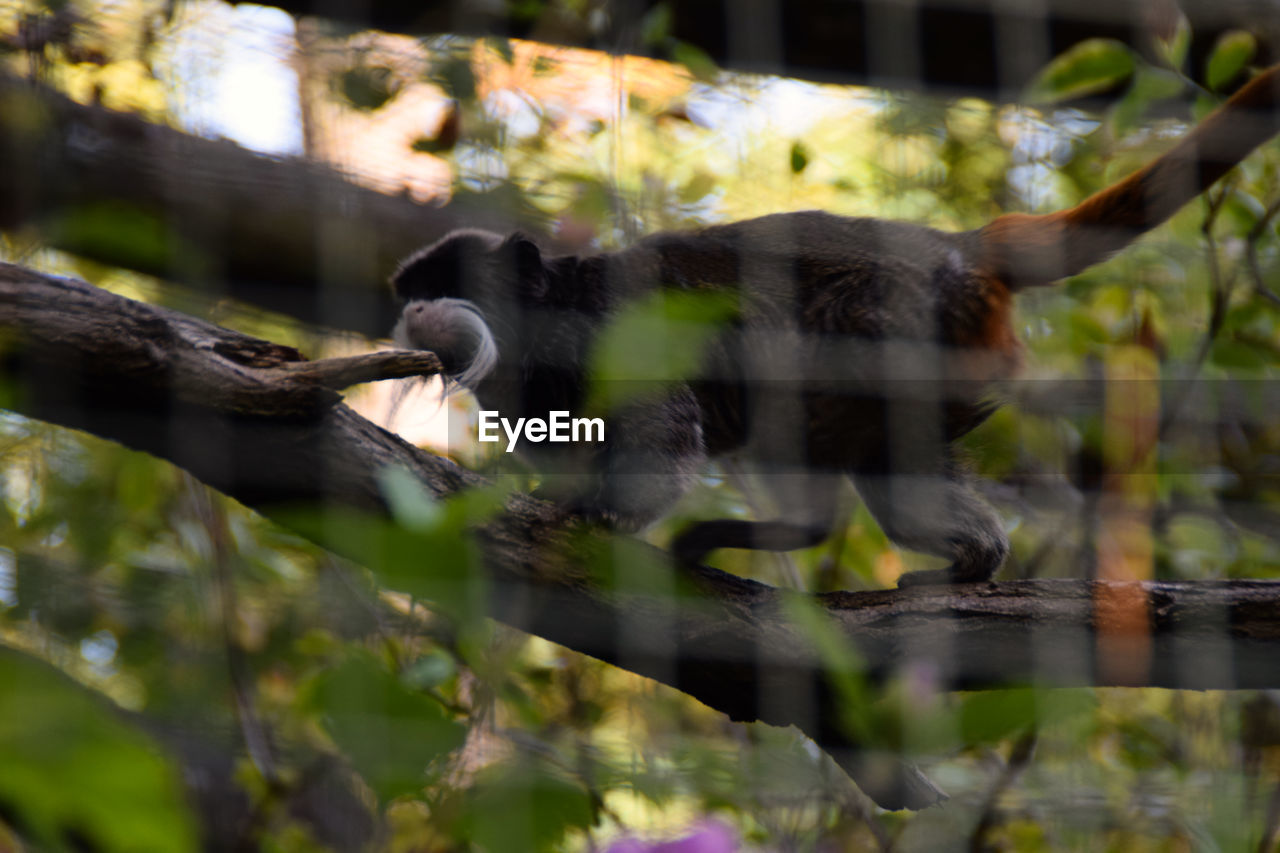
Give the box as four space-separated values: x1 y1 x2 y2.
478 410 605 452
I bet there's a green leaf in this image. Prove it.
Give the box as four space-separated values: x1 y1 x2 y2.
0 647 198 853
461 763 594 852
279 485 503 623
402 649 457 690
640 3 673 46
678 171 717 203
508 0 546 23
579 534 695 597
587 290 737 407
958 688 1097 744
1192 91 1220 121
670 40 719 83
47 202 182 274
1155 15 1191 71
780 594 876 742
310 653 466 803
1107 66 1186 138
790 141 810 174
378 466 444 530
1026 40 1135 104
1206 30 1257 92
1067 312 1110 346
1221 186 1267 233
1211 337 1274 369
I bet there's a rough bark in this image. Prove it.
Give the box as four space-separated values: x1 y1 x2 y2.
5 262 1280 810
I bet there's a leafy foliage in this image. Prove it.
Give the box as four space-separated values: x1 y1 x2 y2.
1 4 1280 850
0 648 198 853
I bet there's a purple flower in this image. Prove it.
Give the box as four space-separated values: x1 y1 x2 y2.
606 820 738 853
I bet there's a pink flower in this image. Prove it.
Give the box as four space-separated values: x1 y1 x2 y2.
606 820 738 853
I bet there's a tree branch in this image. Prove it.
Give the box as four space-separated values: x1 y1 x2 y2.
281 350 442 388
0 73 558 338
6 262 1280 810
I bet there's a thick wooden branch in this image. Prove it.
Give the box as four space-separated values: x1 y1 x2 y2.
5 262 1280 810
0 73 557 339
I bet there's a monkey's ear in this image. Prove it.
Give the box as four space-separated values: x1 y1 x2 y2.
502 232 544 282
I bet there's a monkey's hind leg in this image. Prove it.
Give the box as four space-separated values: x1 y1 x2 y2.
852 470 1008 587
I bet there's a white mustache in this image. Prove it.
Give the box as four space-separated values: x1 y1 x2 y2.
393 297 499 392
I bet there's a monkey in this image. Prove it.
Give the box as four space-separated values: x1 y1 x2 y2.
392 63 1280 588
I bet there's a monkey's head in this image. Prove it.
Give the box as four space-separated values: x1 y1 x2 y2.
391 229 545 390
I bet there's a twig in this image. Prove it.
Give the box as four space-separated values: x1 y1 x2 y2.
1159 188 1236 436
187 479 283 791
968 731 1037 853
1245 197 1280 307
1256 776 1280 853
282 349 442 389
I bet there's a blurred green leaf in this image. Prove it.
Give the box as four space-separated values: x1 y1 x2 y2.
579 533 693 597
587 289 736 407
508 0 546 22
641 3 673 46
280 485 504 623
790 141 810 174
1221 186 1267 233
679 171 717 203
1225 300 1278 339
1067 312 1110 346
1192 91 1220 121
12 553 94 636
1211 337 1274 369
1206 30 1256 92
781 594 876 742
310 652 466 803
403 649 457 690
1107 66 1185 139
670 40 718 83
959 688 1097 744
1155 16 1190 71
1026 39 1135 103
461 763 594 852
378 466 445 530
0 647 198 853
47 202 180 274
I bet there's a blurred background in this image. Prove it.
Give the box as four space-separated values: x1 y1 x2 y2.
1 0 1280 850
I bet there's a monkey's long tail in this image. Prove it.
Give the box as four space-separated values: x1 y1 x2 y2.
978 63 1280 289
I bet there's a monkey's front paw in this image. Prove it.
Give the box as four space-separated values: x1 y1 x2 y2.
897 565 996 588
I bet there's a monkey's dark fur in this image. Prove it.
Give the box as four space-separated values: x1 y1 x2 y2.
393 65 1280 588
